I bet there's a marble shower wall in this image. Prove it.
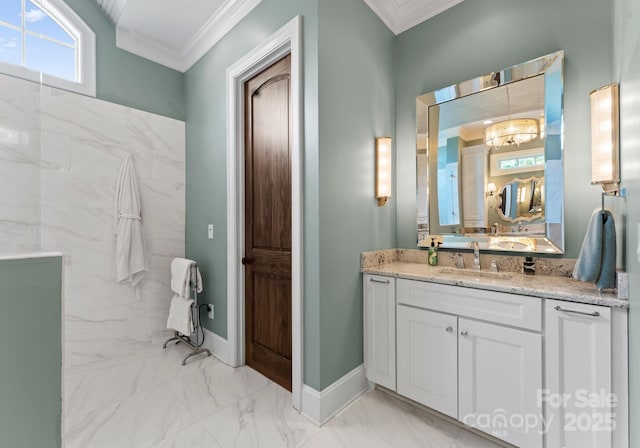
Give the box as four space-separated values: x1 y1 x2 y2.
0 74 186 368
0 75 42 253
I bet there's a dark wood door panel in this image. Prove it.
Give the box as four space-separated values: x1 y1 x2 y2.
244 54 292 391
250 76 292 251
249 270 291 358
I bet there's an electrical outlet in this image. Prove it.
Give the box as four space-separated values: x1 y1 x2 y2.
208 224 214 239
207 304 214 320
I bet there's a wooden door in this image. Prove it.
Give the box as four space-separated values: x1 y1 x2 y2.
244 54 292 391
363 275 396 390
396 306 458 418
545 300 612 448
458 318 543 448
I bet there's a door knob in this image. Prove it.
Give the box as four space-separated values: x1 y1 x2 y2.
242 257 255 265
460 330 469 336
446 326 453 333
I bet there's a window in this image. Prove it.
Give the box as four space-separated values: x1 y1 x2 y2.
0 0 95 96
490 147 545 176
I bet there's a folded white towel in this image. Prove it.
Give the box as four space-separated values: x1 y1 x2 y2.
170 258 203 297
166 294 195 336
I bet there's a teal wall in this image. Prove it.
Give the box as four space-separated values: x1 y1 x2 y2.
317 0 396 388
63 0 185 120
614 0 639 444
395 0 613 258
184 0 395 390
0 256 62 448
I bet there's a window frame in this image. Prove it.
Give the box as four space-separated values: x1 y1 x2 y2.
490 147 545 176
0 0 95 96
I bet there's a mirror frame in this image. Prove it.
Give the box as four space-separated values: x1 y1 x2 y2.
416 50 564 254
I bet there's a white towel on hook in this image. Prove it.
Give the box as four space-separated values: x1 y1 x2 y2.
167 294 195 336
170 257 203 297
114 154 148 287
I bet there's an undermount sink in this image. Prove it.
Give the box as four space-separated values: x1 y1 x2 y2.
439 268 514 280
489 238 536 251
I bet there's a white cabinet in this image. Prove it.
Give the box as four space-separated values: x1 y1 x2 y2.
397 306 458 418
461 144 488 228
363 274 396 390
458 318 542 448
545 300 612 448
363 276 627 448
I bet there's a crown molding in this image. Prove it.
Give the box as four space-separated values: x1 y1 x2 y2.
115 28 185 72
363 0 464 35
105 0 262 72
95 0 129 25
181 0 263 70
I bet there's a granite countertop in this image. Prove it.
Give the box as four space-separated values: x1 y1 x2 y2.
362 261 628 309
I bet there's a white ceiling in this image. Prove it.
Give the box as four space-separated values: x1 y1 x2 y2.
95 0 262 72
94 0 461 72
363 0 464 35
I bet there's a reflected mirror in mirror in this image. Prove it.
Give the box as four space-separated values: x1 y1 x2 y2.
416 51 564 253
496 176 544 224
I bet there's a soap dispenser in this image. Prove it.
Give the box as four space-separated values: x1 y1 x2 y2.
428 238 439 266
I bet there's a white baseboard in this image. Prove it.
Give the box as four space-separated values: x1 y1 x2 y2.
301 364 371 426
201 327 230 365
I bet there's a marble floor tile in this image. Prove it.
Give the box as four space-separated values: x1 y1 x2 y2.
450 428 509 448
65 344 194 415
168 359 271 418
147 421 221 448
65 384 195 448
201 383 321 448
330 389 462 448
63 344 504 448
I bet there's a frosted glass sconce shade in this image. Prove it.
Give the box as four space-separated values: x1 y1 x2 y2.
590 83 620 191
376 137 392 206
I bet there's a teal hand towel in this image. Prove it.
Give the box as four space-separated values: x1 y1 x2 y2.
597 211 617 289
573 209 616 289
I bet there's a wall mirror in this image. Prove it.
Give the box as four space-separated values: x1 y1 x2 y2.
416 51 564 253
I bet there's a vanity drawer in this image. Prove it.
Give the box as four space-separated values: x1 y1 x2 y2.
396 279 541 331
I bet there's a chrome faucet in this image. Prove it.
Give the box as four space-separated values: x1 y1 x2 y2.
471 241 480 271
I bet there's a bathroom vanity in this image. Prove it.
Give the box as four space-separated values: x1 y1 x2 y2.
362 258 628 448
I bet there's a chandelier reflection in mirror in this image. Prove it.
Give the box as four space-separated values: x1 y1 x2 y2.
484 86 540 149
485 118 540 148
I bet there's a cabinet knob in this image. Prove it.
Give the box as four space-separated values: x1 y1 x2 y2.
460 330 468 336
446 326 453 333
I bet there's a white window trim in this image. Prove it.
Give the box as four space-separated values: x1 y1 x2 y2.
0 0 96 97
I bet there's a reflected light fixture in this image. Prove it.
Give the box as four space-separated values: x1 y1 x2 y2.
486 182 497 197
590 83 620 192
485 118 540 148
375 137 392 206
485 86 540 149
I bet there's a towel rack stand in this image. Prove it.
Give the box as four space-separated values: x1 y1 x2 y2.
601 187 627 213
163 264 212 365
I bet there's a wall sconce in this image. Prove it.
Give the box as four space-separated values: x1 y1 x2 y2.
590 83 620 192
375 137 392 206
486 182 497 197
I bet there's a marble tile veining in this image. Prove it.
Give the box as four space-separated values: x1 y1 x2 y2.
65 344 506 448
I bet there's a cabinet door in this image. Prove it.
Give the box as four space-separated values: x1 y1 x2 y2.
461 144 488 228
545 300 612 448
363 275 396 390
397 305 458 418
458 318 542 448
